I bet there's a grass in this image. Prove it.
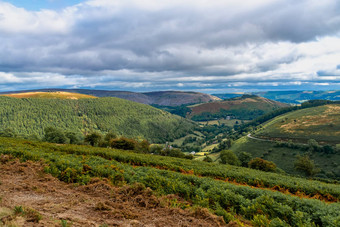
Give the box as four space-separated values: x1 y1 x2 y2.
2 91 96 99
230 136 340 178
198 119 249 127
202 143 219 152
254 104 340 144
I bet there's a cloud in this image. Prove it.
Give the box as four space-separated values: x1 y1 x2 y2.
0 0 340 92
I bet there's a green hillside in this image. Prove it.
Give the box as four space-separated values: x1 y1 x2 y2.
188 95 289 121
0 96 195 143
1 137 340 226
254 104 340 144
230 104 340 180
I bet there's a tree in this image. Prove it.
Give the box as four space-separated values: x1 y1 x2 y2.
104 132 117 142
150 144 163 155
203 155 213 162
0 128 16 138
308 139 320 152
220 150 240 166
294 155 320 176
248 158 276 172
322 145 334 154
84 132 102 146
43 127 67 144
110 137 136 150
238 152 252 167
135 140 150 153
65 131 81 144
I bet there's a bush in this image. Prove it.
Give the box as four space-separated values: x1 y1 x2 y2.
248 158 276 172
43 127 68 144
220 150 240 166
84 132 103 146
203 156 213 162
238 152 252 167
0 128 16 138
294 155 320 176
110 137 136 150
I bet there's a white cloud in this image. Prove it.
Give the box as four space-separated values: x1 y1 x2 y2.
0 0 340 91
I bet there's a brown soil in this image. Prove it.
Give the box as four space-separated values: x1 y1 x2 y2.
0 157 229 227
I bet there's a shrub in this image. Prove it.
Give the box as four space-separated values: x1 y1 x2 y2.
203 156 213 162
238 152 252 167
84 132 103 146
110 137 136 150
43 127 68 144
248 158 276 172
220 150 240 166
294 155 320 176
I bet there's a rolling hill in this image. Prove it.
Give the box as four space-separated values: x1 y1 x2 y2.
0 89 220 106
213 90 340 104
188 95 289 121
230 103 340 179
1 91 96 99
0 96 195 143
254 104 340 144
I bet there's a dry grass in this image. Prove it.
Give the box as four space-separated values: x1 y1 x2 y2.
2 92 96 100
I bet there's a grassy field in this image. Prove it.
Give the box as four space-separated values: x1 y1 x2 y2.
230 136 340 179
254 104 340 144
2 91 97 99
198 119 249 127
171 131 204 147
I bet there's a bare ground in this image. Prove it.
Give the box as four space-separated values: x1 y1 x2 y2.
0 156 230 227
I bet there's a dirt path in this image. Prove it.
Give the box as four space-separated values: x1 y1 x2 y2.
0 157 229 227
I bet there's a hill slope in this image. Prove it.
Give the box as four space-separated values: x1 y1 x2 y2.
188 95 289 121
230 104 340 179
1 137 340 226
0 96 195 143
1 91 96 99
0 89 220 106
254 104 340 144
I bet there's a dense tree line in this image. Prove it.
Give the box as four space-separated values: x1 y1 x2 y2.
151 104 192 118
191 109 267 121
0 96 195 143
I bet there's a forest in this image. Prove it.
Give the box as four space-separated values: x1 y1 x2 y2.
0 96 195 143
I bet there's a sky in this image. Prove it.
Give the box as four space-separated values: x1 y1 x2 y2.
0 0 340 93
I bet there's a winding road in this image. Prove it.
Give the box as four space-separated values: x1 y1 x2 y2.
247 133 272 142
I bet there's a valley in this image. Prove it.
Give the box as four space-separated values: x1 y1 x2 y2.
0 89 339 226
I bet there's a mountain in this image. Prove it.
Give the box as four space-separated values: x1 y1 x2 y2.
188 95 289 121
0 89 220 106
213 90 340 104
1 91 96 99
0 96 195 143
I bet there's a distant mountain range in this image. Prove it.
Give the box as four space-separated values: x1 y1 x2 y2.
0 89 220 106
213 90 340 104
